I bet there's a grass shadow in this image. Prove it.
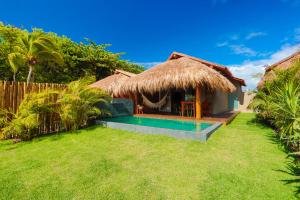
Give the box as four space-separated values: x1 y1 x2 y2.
249 115 300 197
0 139 28 151
1 124 103 149
246 117 271 130
82 125 100 132
246 117 291 153
269 135 291 154
245 115 300 198
276 160 300 198
34 125 101 142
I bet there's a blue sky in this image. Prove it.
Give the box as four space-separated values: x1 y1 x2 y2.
1 0 300 89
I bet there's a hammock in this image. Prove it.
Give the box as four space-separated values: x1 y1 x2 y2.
142 91 169 109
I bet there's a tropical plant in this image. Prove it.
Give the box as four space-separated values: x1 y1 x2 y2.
248 87 273 120
0 108 15 130
8 53 25 81
0 22 144 83
0 109 13 139
0 77 111 140
271 81 300 149
8 31 63 83
250 62 300 150
0 23 24 81
57 77 111 131
1 90 58 140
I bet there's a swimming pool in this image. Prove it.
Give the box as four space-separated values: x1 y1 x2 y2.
98 116 222 141
104 116 212 131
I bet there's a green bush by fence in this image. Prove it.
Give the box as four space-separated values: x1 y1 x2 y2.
0 81 66 136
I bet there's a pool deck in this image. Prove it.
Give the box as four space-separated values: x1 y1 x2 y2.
135 111 239 125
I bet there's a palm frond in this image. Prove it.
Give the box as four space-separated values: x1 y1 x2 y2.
8 53 25 73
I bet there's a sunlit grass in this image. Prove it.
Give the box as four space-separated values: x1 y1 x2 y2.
0 113 297 199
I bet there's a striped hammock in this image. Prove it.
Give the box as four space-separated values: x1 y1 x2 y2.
142 92 169 109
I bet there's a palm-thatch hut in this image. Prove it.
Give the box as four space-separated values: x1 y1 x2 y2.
90 69 136 97
258 50 300 88
115 52 245 119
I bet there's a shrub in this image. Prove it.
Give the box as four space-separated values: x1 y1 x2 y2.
250 62 300 150
0 109 15 139
57 77 111 131
0 78 111 140
1 90 58 140
271 81 300 150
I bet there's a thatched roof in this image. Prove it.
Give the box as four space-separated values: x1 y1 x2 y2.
117 55 238 96
90 69 136 96
169 52 246 86
258 50 300 88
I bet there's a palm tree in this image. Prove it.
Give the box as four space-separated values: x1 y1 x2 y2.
8 53 24 81
8 31 63 83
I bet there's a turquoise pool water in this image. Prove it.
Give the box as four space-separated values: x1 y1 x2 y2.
103 116 212 132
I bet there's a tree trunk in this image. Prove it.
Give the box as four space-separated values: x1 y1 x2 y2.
27 65 33 84
13 73 16 82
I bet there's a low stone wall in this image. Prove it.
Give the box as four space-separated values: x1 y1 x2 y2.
97 120 222 141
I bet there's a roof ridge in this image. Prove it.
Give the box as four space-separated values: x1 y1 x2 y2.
168 52 245 86
169 51 227 69
266 49 300 72
115 69 136 77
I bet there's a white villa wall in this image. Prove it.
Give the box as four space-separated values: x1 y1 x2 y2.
211 81 245 114
212 89 229 114
238 91 254 112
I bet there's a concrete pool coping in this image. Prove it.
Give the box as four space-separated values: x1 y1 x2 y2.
96 118 223 141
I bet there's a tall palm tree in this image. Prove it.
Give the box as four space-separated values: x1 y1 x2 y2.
8 32 63 83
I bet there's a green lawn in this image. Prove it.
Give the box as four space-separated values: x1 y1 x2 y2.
0 113 297 199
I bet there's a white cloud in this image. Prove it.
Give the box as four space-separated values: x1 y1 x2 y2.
216 41 229 47
135 62 162 69
229 44 257 56
228 43 300 90
245 31 267 40
216 32 269 56
227 44 271 57
229 62 266 91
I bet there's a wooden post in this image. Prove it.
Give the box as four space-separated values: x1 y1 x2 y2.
195 86 201 119
130 93 138 114
134 93 138 114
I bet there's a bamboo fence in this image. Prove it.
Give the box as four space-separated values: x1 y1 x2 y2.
0 81 66 135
